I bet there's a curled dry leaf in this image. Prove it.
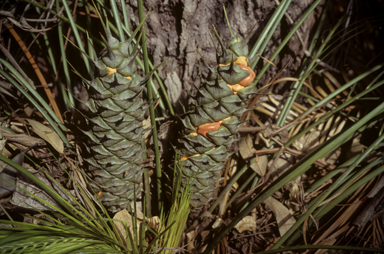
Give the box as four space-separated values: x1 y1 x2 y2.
200 210 214 219
26 119 63 153
239 134 267 176
113 209 138 244
289 181 300 201
142 117 152 140
268 153 293 179
285 181 302 214
212 217 224 229
0 139 6 154
293 129 321 152
24 106 34 117
146 216 160 232
234 215 257 233
1 128 46 147
264 196 296 237
186 228 198 251
113 209 160 244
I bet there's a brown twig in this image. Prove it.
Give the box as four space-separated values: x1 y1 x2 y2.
4 23 64 123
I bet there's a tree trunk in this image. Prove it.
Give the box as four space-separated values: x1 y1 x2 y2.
125 0 320 113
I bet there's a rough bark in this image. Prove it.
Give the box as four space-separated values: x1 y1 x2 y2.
124 0 319 113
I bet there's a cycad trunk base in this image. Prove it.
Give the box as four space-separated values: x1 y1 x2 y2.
82 27 146 213
178 23 257 209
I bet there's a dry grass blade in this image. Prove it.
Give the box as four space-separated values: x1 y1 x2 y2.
4 23 63 123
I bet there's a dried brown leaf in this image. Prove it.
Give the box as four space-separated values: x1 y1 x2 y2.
347 134 367 158
146 216 160 232
143 117 152 139
0 139 6 154
24 106 34 117
26 119 63 153
113 209 137 245
239 134 267 176
234 215 257 233
113 209 159 245
1 128 46 147
212 218 224 229
186 229 197 251
268 154 293 179
264 196 296 237
294 129 320 152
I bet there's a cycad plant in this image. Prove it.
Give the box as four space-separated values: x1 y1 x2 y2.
81 17 147 213
178 9 256 208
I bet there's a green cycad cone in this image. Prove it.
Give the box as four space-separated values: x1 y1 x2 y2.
83 29 146 212
178 19 257 209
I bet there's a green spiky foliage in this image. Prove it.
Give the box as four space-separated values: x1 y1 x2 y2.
178 20 257 208
82 24 147 213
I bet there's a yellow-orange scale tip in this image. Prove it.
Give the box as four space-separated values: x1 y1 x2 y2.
107 67 117 75
197 122 221 138
237 65 255 87
220 56 255 91
181 153 201 161
227 84 245 93
107 67 132 80
193 117 231 139
219 117 231 123
219 56 248 67
234 56 248 67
